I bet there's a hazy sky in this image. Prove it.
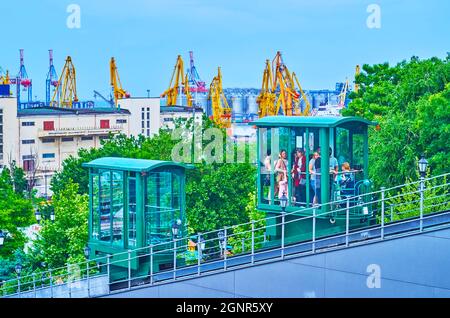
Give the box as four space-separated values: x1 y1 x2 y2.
0 0 448 100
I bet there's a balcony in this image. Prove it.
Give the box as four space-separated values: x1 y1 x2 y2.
37 125 124 138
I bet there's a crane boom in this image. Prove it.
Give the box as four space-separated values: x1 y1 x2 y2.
110 57 130 107
50 56 78 108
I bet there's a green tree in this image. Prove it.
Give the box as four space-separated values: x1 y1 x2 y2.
0 168 34 258
343 56 450 189
33 181 89 270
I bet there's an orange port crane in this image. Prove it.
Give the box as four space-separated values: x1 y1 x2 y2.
110 57 130 107
257 51 311 117
51 56 78 108
208 67 232 128
161 55 192 107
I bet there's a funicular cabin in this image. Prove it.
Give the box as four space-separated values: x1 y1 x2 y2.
83 157 190 283
252 116 377 243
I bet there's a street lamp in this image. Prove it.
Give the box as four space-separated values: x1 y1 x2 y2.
84 245 91 260
15 264 22 276
280 192 288 212
50 210 55 223
172 219 182 238
35 209 42 224
418 155 428 178
0 230 5 247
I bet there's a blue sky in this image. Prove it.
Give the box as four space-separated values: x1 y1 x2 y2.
0 0 448 100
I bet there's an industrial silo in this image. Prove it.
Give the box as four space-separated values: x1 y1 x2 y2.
246 94 258 115
231 94 244 116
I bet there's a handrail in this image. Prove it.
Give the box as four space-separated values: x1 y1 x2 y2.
1 172 449 298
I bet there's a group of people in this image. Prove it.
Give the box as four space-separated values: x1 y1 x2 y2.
264 147 355 207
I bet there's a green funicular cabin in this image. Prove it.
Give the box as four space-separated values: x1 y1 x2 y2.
253 116 377 245
83 157 190 283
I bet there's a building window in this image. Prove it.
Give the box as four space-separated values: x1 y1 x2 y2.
81 136 93 141
42 153 55 159
62 137 74 142
100 120 110 129
147 129 150 136
43 121 55 131
116 119 127 124
22 121 35 126
99 135 110 141
22 139 35 144
22 154 34 160
23 159 35 172
141 112 145 120
42 138 56 143
146 112 150 119
147 120 150 128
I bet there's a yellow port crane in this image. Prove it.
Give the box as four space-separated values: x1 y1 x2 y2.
257 51 311 117
256 59 277 118
354 64 361 93
110 57 130 107
161 55 192 107
0 70 10 85
208 67 232 128
51 56 78 108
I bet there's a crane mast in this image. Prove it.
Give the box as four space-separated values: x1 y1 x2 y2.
208 67 232 128
161 55 192 107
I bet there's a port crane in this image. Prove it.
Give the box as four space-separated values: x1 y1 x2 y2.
50 56 78 108
110 57 130 107
354 64 361 93
187 51 207 93
161 55 192 107
93 90 114 107
46 50 58 105
257 52 311 117
208 67 232 128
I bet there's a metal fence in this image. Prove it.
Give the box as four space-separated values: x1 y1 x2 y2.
2 173 449 298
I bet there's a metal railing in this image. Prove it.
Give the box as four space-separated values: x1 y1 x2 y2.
1 173 449 298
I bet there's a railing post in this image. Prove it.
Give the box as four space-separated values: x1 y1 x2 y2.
173 239 177 280
345 199 350 246
150 246 154 285
251 221 255 264
127 250 132 290
312 209 316 253
241 238 245 252
86 261 90 298
281 212 286 259
33 273 36 298
420 177 424 232
390 204 394 222
17 277 21 298
106 255 111 294
224 227 228 271
67 264 72 298
381 187 385 239
197 233 202 276
48 270 53 298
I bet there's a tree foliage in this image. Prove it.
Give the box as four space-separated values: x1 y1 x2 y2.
0 167 34 259
32 181 89 269
343 55 450 188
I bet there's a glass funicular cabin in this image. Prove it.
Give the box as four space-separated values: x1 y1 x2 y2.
252 116 377 243
83 157 190 282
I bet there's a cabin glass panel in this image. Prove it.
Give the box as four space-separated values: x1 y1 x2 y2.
111 171 124 246
128 175 137 248
99 169 112 242
91 174 100 240
145 171 182 245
